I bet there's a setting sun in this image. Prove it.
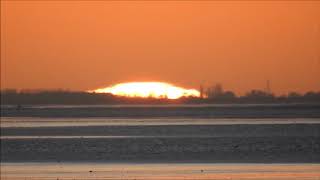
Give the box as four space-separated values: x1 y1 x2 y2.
89 82 200 99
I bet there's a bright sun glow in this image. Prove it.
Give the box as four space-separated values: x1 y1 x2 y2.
89 82 200 99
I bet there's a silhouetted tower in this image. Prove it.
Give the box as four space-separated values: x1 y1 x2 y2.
265 80 271 94
200 85 204 99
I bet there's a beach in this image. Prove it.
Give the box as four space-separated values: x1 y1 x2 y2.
1 105 320 179
2 163 320 180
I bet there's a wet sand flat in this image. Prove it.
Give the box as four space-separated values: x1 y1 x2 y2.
1 122 320 163
1 114 320 179
2 136 320 162
2 123 320 137
1 163 320 180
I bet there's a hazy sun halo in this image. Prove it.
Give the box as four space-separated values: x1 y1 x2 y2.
89 82 200 99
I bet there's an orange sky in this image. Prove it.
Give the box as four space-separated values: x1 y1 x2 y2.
1 1 319 95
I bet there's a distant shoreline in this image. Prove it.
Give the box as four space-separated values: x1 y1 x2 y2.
1 90 320 105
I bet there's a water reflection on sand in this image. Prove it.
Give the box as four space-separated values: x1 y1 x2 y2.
1 163 320 180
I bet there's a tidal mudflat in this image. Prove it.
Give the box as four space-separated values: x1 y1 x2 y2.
1 105 320 179
1 163 320 180
1 120 320 162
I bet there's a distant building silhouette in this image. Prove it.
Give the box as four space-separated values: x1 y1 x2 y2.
206 83 223 99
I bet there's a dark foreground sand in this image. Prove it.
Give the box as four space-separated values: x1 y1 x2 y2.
1 124 319 162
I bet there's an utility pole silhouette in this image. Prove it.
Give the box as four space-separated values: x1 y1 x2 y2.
200 84 204 99
265 80 271 94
